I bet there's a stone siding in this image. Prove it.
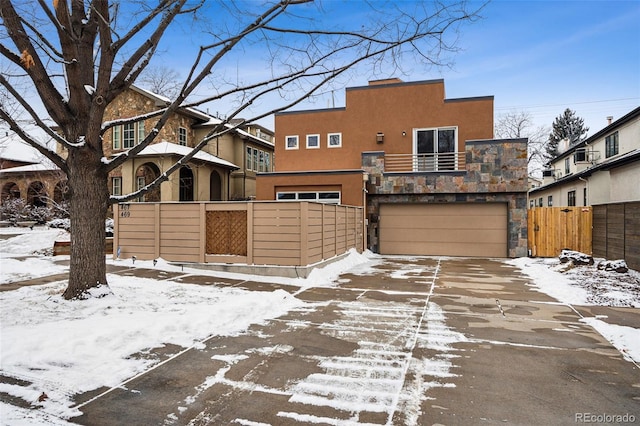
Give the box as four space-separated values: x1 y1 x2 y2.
362 139 529 257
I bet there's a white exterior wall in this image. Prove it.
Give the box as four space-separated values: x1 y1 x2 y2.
588 171 611 205
608 163 640 204
530 110 639 208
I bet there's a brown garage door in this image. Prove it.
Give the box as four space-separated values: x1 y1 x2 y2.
379 203 507 257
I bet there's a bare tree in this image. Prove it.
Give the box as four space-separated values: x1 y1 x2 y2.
138 65 182 99
495 110 549 177
1 0 485 299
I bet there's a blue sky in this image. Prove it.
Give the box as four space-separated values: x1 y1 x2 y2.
439 0 640 134
180 0 637 136
267 0 639 135
3 0 639 163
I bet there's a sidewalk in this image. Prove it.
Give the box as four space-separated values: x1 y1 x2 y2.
69 257 639 425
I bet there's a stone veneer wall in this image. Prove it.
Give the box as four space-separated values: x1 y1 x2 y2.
362 138 529 257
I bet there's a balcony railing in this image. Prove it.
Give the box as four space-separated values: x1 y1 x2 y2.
384 152 466 173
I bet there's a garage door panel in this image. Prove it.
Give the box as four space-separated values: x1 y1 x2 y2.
381 228 507 244
383 215 505 230
379 203 507 257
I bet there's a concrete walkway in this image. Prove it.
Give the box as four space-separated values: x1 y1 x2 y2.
63 257 640 425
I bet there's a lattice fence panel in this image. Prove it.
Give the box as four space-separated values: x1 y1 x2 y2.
206 211 247 255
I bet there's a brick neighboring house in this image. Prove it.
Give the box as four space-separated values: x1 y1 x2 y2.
257 78 529 258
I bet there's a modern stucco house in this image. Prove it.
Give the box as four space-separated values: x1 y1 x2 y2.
257 78 529 258
529 106 640 209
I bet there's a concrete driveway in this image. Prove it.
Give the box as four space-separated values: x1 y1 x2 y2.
73 257 640 425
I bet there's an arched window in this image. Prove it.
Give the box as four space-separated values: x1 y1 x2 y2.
135 163 161 202
179 166 194 201
209 170 222 201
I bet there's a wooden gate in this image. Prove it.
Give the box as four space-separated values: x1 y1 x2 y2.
528 207 592 257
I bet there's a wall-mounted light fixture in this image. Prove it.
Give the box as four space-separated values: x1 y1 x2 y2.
402 131 406 137
376 132 384 143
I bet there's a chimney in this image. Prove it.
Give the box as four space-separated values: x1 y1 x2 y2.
607 116 613 125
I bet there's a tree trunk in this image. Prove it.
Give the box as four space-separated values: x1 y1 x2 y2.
63 151 110 300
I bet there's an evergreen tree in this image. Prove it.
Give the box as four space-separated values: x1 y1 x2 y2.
545 108 589 160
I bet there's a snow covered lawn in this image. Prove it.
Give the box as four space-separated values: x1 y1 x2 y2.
1 227 638 424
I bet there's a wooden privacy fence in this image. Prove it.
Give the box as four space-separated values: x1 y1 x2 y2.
528 207 592 257
114 201 363 267
593 202 640 271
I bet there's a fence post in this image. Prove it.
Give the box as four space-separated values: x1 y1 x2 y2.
247 202 253 265
199 203 206 263
113 204 119 260
300 202 308 266
154 203 161 259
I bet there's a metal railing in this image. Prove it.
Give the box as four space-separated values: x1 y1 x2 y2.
384 152 466 173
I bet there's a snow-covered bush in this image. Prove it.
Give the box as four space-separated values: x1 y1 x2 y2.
47 217 113 236
105 218 114 237
47 218 71 231
0 198 32 224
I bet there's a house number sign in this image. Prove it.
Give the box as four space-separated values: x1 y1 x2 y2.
120 204 131 218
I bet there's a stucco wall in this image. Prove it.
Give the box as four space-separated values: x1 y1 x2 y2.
608 163 640 204
273 79 494 172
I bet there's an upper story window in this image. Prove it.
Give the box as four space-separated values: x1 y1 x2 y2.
306 134 320 149
414 127 457 171
246 147 272 172
605 131 618 158
564 157 570 175
178 127 187 146
253 148 259 171
112 177 122 197
113 121 144 150
246 147 252 170
328 133 342 148
285 135 299 150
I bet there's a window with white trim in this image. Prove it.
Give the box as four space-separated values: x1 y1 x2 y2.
178 127 187 146
253 148 258 171
547 195 553 206
246 147 252 170
136 176 145 202
306 134 320 149
113 121 144 150
112 177 122 196
276 191 341 204
123 122 136 149
285 135 299 150
328 133 341 148
265 153 271 172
